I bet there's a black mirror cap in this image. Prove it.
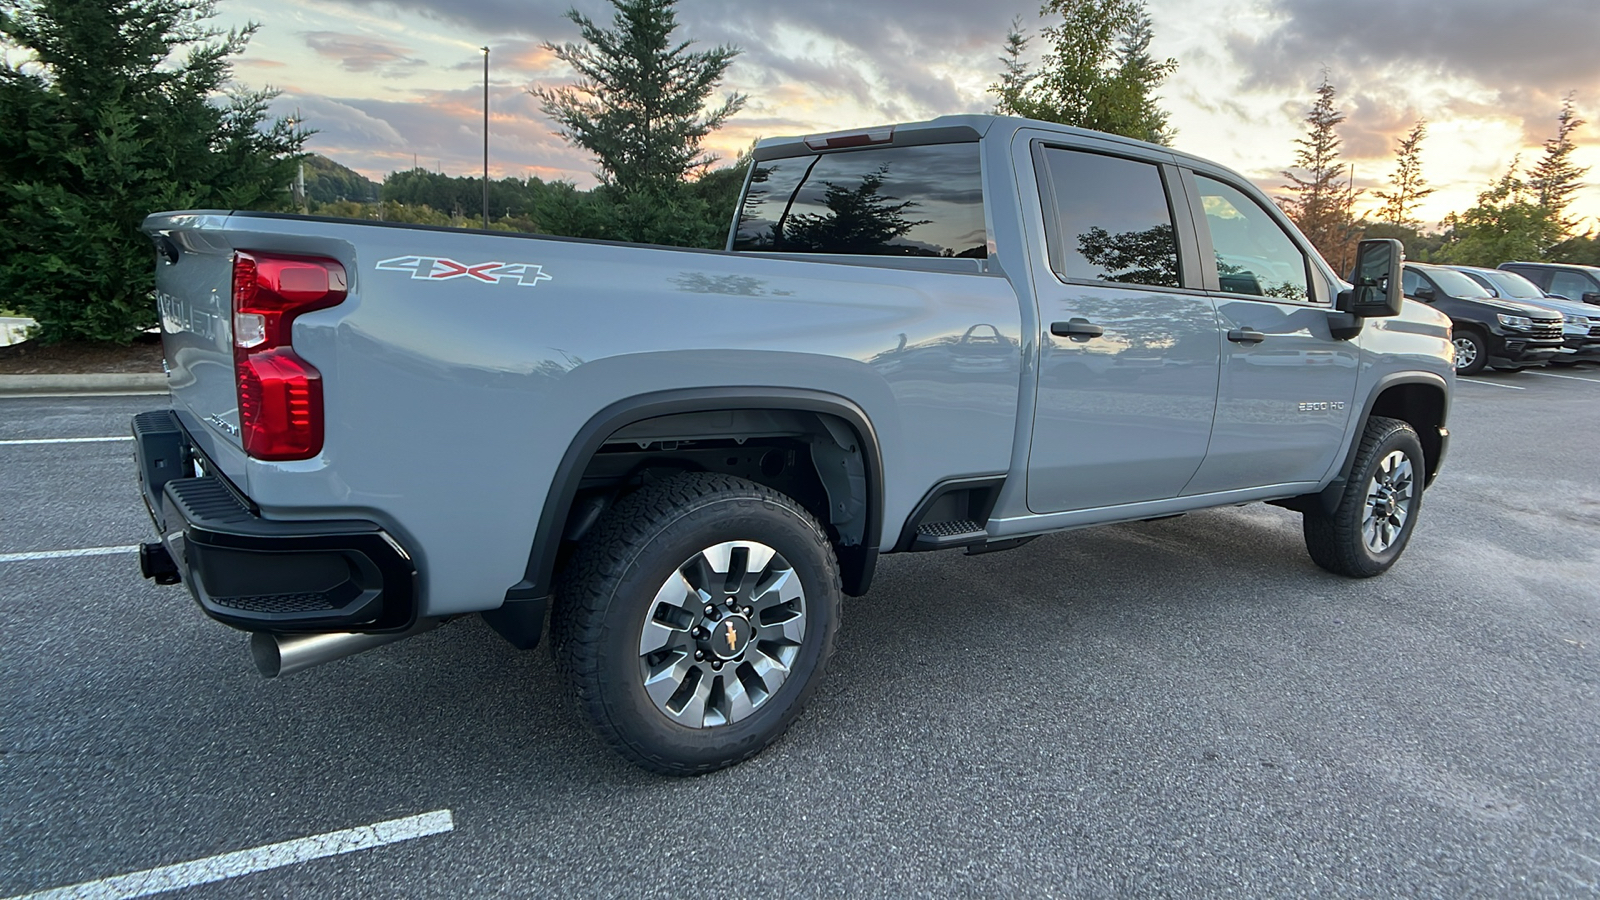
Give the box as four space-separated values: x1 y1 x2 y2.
1340 238 1405 318
1584 292 1600 306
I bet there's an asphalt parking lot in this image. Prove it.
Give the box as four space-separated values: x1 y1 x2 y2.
3 369 1598 898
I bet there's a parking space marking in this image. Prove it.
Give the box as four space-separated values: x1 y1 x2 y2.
1530 370 1600 385
0 436 133 446
1458 378 1525 390
0 545 139 563
3 809 454 900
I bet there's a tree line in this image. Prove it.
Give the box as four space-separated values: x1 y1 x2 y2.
1277 76 1595 274
1 0 1592 344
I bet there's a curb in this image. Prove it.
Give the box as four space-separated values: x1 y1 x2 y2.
0 373 168 396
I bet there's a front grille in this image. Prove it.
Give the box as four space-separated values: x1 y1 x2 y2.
213 592 339 614
1529 322 1563 341
1588 324 1600 338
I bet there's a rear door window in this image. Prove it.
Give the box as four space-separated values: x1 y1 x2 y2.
732 144 987 258
1036 147 1181 288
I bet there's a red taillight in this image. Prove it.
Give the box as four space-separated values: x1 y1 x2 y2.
231 252 347 460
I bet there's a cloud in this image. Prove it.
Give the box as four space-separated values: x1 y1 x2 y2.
1225 0 1600 136
301 30 429 77
312 0 1035 122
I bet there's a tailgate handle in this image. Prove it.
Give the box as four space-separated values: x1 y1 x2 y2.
1051 318 1105 339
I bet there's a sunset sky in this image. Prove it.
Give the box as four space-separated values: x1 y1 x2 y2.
221 0 1600 230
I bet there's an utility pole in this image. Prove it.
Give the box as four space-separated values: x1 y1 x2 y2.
482 45 490 230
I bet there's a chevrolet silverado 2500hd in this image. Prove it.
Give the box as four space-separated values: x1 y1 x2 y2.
134 115 1453 774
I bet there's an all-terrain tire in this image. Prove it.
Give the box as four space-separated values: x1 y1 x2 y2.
1303 416 1425 578
551 472 841 775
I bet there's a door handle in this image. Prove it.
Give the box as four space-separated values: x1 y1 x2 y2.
1051 318 1105 339
1227 327 1266 344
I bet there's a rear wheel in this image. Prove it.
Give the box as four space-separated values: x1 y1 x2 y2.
1303 416 1425 578
552 472 841 775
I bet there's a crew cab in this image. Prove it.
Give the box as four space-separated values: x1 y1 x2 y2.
134 115 1453 774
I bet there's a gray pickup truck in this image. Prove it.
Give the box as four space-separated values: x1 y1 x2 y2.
134 115 1453 774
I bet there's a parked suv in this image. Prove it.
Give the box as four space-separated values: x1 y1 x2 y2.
1448 265 1600 364
1402 262 1562 374
1499 262 1600 306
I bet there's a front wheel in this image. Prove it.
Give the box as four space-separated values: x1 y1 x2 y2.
1302 416 1425 578
552 472 841 775
1453 330 1488 375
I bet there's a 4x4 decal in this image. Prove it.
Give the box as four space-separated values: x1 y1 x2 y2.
375 256 552 286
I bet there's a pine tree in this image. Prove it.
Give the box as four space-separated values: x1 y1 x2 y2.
1280 74 1359 272
0 0 304 343
1528 94 1588 235
988 0 1176 145
990 17 1032 116
1372 120 1434 229
532 0 745 197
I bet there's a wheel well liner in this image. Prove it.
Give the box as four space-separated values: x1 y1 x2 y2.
506 388 884 607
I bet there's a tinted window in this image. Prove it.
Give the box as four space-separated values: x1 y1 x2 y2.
1038 148 1179 287
1426 267 1493 299
1402 267 1428 298
732 144 986 258
1549 270 1596 300
1475 269 1545 300
1194 175 1311 302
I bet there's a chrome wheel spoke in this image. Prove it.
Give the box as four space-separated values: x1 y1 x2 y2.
1361 451 1416 553
638 539 805 729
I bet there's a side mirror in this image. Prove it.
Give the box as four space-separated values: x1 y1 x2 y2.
1414 286 1436 302
1341 239 1405 317
1584 292 1600 306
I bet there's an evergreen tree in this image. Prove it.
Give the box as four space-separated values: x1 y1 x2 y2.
988 0 1176 145
1528 94 1587 235
990 17 1032 116
1436 160 1563 266
1372 120 1434 229
1280 74 1359 272
532 0 744 197
0 0 303 343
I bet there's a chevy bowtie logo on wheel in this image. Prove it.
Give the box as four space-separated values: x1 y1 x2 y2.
375 255 553 286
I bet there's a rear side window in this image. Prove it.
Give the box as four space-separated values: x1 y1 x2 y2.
1037 148 1180 287
732 144 986 258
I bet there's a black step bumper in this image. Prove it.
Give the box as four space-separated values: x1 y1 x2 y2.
133 410 417 633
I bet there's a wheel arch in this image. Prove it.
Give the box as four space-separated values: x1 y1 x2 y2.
509 388 885 610
1331 373 1449 503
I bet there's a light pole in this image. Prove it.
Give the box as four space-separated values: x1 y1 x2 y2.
481 46 490 230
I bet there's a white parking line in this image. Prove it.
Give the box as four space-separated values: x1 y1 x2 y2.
0 436 133 446
1458 378 1525 390
1530 370 1600 385
0 545 139 563
3 809 454 900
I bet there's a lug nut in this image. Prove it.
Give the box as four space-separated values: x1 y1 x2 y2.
692 627 705 639
704 605 715 616
742 607 752 616
711 660 723 670
694 650 705 660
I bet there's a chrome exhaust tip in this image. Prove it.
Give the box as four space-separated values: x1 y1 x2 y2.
250 619 442 678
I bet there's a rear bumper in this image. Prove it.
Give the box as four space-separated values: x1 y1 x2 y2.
133 410 417 633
